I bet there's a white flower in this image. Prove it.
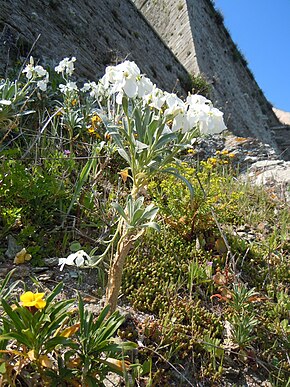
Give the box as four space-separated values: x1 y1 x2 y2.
99 60 142 102
37 79 47 91
22 59 49 91
186 94 211 106
34 65 47 78
59 81 78 93
55 57 76 76
81 81 99 98
164 92 186 117
37 73 49 91
58 250 91 271
22 64 34 79
144 85 165 110
185 93 226 135
137 76 154 98
200 108 227 134
81 82 91 92
0 99 12 106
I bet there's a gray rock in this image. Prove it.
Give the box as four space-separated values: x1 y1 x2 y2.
5 235 22 259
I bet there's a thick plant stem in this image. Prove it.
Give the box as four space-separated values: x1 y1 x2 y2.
105 234 134 314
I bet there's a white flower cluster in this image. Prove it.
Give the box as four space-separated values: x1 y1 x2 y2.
98 61 154 104
55 57 76 76
81 81 99 99
22 57 49 91
97 60 226 135
54 57 79 94
59 81 78 94
58 250 91 271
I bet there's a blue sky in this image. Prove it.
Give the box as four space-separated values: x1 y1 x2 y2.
214 0 290 112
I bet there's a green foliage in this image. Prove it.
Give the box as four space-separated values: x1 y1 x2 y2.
190 73 212 97
1 58 289 385
112 195 159 232
148 161 243 241
0 279 136 386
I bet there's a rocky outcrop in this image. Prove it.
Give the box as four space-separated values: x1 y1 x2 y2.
188 133 290 203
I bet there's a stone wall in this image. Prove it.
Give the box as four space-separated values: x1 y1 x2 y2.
0 0 188 95
0 0 289 158
132 0 282 152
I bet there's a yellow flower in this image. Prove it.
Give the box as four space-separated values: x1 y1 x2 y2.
119 169 129 183
91 114 102 125
208 157 217 165
221 150 229 155
20 291 46 309
71 98 78 106
228 153 235 158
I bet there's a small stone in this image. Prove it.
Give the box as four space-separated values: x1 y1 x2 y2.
5 235 22 259
44 257 59 267
37 273 52 281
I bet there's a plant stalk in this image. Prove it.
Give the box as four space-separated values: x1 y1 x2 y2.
105 233 134 313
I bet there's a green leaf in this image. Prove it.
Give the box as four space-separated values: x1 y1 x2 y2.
70 241 82 252
0 362 6 374
1 299 26 331
163 167 194 201
46 282 64 304
65 145 99 218
117 148 131 164
112 202 128 222
44 336 75 352
122 95 129 116
0 332 31 348
140 222 160 232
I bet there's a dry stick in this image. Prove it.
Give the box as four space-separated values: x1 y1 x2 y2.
195 172 234 267
17 34 41 80
21 108 62 159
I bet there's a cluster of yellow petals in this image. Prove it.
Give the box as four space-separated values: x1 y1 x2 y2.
88 114 103 138
20 291 46 309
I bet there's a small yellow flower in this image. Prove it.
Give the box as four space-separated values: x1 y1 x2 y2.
228 153 235 158
91 114 102 125
221 150 229 155
119 169 129 183
88 126 95 134
20 291 46 309
187 149 196 154
71 98 78 106
55 108 63 116
208 157 217 165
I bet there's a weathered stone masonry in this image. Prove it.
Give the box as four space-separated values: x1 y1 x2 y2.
0 0 289 158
